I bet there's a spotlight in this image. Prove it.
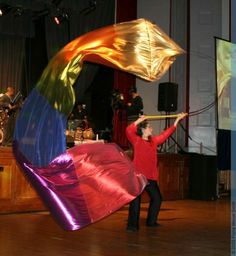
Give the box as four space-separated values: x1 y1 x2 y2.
53 9 69 25
0 3 11 16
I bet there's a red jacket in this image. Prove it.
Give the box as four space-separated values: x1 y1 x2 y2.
126 123 176 181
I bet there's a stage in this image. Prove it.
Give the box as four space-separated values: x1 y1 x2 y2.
0 197 230 256
0 146 230 255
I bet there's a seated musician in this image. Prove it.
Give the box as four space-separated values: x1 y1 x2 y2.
0 86 15 111
69 103 89 130
0 87 23 146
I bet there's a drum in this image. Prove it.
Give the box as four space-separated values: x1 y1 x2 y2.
67 120 76 131
0 109 8 126
83 128 94 140
75 128 83 141
0 128 3 144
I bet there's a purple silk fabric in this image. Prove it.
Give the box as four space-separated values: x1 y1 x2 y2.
13 142 147 231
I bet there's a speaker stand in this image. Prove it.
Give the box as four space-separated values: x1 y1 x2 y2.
168 135 186 153
159 111 170 153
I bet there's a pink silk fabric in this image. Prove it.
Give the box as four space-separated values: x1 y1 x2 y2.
14 142 147 230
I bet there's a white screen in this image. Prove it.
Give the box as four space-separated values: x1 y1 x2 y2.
216 38 236 130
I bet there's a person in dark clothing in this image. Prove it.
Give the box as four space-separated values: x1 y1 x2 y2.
0 86 23 146
0 86 15 110
68 103 89 130
125 112 187 232
127 86 143 123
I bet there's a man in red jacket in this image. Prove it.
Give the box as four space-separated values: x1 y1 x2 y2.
126 112 187 231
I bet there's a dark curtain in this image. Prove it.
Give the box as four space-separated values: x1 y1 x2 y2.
0 1 34 93
0 34 25 93
22 17 48 96
88 66 114 138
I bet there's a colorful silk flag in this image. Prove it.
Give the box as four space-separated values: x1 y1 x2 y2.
13 19 184 230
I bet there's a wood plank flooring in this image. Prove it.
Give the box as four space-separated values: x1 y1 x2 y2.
0 197 230 256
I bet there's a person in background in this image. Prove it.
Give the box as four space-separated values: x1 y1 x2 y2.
125 112 187 232
0 86 15 110
0 87 24 146
68 103 89 130
127 86 143 124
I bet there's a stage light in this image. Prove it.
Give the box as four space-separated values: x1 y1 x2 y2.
0 3 11 16
53 10 69 25
53 15 60 25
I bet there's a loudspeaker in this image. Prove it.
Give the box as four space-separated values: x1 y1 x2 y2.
188 153 217 200
158 82 178 112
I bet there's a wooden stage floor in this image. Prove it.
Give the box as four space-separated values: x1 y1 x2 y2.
0 197 230 256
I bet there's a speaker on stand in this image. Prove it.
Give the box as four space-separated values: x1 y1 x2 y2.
158 82 178 112
157 82 178 152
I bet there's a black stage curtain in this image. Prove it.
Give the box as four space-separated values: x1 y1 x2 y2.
0 34 25 93
88 66 114 139
23 17 48 96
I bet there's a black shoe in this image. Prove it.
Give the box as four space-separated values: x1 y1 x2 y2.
146 222 161 227
126 226 138 232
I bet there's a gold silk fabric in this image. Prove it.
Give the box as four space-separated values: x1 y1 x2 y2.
36 18 184 115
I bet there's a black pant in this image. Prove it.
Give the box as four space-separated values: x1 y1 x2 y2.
127 179 162 229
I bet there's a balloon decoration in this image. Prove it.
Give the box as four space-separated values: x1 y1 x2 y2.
13 19 184 230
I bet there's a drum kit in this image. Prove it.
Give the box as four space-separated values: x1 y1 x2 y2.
0 114 94 145
67 119 94 141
